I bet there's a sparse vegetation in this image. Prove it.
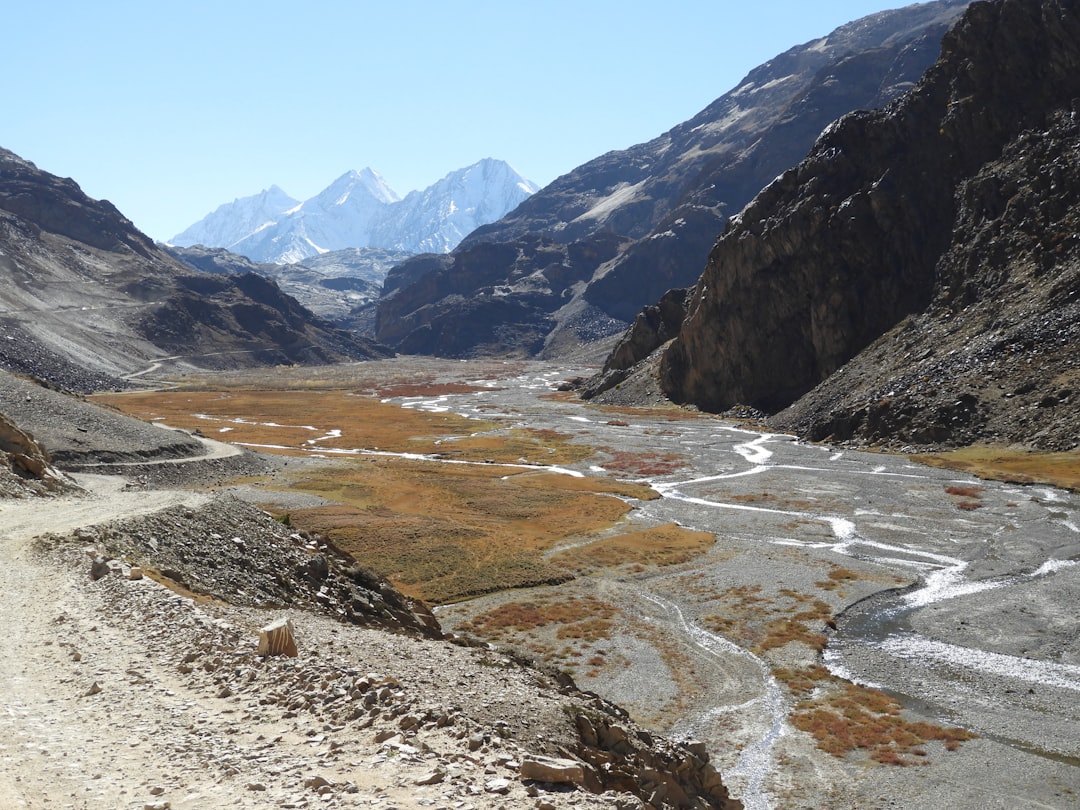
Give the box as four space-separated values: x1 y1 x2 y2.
777 666 976 765
816 567 860 592
456 595 617 649
596 448 688 477
551 523 716 573
701 585 832 654
913 446 1080 492
944 484 986 511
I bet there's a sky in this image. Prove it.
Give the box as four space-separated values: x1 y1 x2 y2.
6 1 925 242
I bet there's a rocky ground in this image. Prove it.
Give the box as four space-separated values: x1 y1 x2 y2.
0 470 736 810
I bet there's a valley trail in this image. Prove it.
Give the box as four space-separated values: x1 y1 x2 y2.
0 472 637 810
0 476 211 807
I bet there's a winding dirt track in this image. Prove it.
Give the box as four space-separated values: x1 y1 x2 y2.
0 476 211 807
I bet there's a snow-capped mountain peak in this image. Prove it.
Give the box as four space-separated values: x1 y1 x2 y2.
170 185 299 250
170 159 536 263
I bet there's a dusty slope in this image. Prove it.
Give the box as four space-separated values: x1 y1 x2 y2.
0 148 388 391
0 472 739 810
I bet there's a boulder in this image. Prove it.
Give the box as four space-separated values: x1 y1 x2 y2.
255 617 298 657
519 755 587 786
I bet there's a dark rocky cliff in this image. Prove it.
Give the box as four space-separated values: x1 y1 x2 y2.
637 0 1080 448
376 1 969 358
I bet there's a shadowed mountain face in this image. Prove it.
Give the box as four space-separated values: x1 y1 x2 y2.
633 0 1080 450
375 0 970 358
0 149 389 391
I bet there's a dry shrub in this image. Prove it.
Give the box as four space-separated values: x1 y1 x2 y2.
552 523 715 573
783 669 975 765
816 567 861 592
597 449 688 477
944 485 985 499
702 587 833 654
458 595 616 644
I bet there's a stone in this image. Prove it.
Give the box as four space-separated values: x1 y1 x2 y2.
484 777 511 794
519 755 586 786
89 557 111 580
415 769 445 786
256 617 298 658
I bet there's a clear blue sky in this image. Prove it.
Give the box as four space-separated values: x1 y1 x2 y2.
6 1 924 241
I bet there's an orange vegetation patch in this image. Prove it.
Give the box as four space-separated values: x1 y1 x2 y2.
284 458 636 605
815 566 861 593
701 585 832 654
775 667 975 765
552 524 715 574
456 594 617 645
93 389 588 465
597 449 688 477
944 484 986 512
912 446 1080 492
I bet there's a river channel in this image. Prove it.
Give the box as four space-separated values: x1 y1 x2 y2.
386 361 1079 809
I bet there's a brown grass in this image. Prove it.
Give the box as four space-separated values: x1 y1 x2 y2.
93 389 590 466
551 523 716 573
597 449 688 477
778 667 975 765
913 446 1080 492
95 388 666 605
285 458 636 604
457 595 617 644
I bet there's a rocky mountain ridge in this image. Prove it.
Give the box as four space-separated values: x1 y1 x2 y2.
173 159 538 264
165 243 411 332
595 0 1079 451
374 0 970 358
0 147 389 390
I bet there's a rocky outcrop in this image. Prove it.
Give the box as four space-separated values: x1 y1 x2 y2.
580 288 690 398
652 0 1080 441
772 105 1080 449
0 411 68 495
0 148 389 389
571 707 741 809
76 495 442 639
375 2 969 358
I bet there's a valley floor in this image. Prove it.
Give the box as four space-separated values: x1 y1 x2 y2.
3 357 1077 809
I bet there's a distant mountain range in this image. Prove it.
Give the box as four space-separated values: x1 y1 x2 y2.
0 147 388 392
172 159 538 264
